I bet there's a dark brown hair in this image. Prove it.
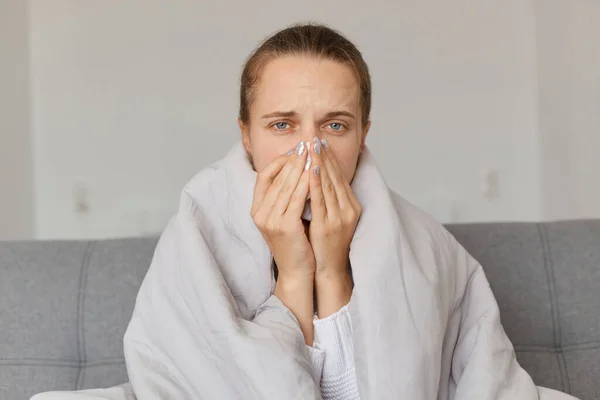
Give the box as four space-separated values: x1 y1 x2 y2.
239 23 372 128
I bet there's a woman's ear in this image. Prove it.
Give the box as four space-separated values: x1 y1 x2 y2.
238 119 252 155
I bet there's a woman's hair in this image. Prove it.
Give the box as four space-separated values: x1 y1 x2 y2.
239 23 372 128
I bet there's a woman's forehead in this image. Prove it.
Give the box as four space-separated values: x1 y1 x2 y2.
253 56 360 114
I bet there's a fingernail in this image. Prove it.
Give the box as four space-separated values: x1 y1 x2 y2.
295 140 305 156
285 148 294 156
314 165 320 176
321 138 329 149
314 138 322 155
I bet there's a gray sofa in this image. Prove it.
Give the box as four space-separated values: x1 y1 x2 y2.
1 221 599 400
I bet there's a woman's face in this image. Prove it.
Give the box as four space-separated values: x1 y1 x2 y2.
239 56 370 183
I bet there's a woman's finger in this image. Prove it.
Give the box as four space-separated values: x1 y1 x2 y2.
286 169 311 219
251 152 291 217
318 152 339 221
272 141 310 216
325 143 361 213
258 141 307 217
320 139 351 213
309 140 326 223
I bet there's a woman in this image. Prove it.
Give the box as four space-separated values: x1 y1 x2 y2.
33 23 577 400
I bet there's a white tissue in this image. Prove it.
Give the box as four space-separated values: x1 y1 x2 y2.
301 200 312 221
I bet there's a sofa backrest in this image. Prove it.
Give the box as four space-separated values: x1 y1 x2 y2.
447 221 600 400
1 221 599 400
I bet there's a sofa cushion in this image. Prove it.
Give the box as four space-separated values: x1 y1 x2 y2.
1 221 599 399
0 238 157 400
447 220 600 400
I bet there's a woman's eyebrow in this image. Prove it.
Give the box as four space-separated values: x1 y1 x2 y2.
323 111 355 120
261 111 297 119
261 110 356 120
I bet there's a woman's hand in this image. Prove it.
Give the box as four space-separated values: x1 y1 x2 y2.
251 140 316 344
308 137 361 318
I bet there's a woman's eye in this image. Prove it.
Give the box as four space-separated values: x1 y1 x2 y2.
329 123 344 131
274 122 289 130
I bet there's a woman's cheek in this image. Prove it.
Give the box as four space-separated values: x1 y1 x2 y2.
254 148 283 173
337 149 361 183
342 164 356 183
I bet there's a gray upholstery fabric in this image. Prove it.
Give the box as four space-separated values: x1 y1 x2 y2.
1 221 598 400
0 238 157 400
446 221 600 400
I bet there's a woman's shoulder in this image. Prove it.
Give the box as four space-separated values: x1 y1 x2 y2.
390 189 482 292
183 164 226 201
179 143 250 212
388 190 457 248
174 160 232 225
388 190 479 309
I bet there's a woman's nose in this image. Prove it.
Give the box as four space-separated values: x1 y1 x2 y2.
300 128 320 144
298 137 319 154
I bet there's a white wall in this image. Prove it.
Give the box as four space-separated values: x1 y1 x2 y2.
365 0 541 224
536 0 600 220
28 0 543 239
0 0 33 240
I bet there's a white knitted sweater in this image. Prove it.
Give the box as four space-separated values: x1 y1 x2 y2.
307 305 360 400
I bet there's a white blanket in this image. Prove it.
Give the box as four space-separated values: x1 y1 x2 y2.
32 142 578 400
